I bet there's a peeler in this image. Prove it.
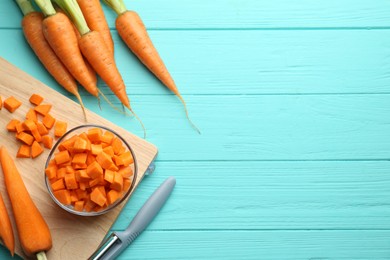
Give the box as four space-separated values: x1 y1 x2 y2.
89 176 176 260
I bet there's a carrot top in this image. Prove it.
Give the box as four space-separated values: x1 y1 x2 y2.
15 0 35 16
34 0 56 16
102 0 127 15
52 0 90 35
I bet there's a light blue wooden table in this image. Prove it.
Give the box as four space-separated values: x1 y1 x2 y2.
1 0 390 259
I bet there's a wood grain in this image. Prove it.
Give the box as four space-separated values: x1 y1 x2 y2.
0 58 158 259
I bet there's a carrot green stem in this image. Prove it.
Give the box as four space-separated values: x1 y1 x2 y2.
15 0 35 16
102 0 127 15
36 251 48 260
51 0 90 35
34 0 56 16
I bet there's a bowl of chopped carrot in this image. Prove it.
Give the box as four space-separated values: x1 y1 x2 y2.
44 125 137 216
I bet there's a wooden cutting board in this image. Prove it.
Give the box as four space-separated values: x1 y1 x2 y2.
0 58 158 259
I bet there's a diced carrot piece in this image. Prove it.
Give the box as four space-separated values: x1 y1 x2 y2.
88 177 100 188
107 190 120 205
96 186 106 197
3 96 22 113
15 122 29 134
16 132 34 145
42 113 56 129
79 181 89 191
23 119 37 131
70 190 78 203
113 155 124 167
123 177 132 192
84 199 96 212
104 170 115 183
25 108 38 122
31 141 43 158
31 128 42 143
90 187 106 207
110 171 123 192
29 94 44 105
72 137 88 153
65 165 75 175
54 121 67 138
75 170 90 182
103 146 115 157
56 167 67 179
17 144 30 158
111 138 123 155
118 166 133 178
53 189 71 205
86 153 96 165
51 179 65 191
41 135 53 149
75 189 88 200
101 131 114 144
34 104 52 115
86 161 103 179
119 151 134 166
73 163 88 170
54 150 71 165
6 119 19 132
74 200 84 211
36 122 49 135
64 172 78 190
58 135 77 151
96 152 114 170
72 153 88 164
91 144 103 155
45 164 57 179
87 128 103 143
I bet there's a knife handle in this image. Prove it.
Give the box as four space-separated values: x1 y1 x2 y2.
119 176 176 246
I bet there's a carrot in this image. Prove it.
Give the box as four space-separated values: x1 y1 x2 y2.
0 147 52 258
29 93 44 106
3 96 22 113
34 0 99 100
0 191 15 256
103 0 200 133
17 144 31 158
15 0 87 120
52 0 146 137
77 0 114 55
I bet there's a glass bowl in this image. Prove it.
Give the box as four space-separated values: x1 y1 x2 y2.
45 124 137 216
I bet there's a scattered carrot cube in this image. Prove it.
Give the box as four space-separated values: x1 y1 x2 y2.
31 141 43 158
34 104 52 115
42 113 55 129
36 122 49 135
3 96 22 113
54 150 71 165
15 122 28 134
25 108 38 122
23 119 37 131
29 94 44 105
54 121 67 138
53 189 71 205
42 135 53 149
17 144 30 158
16 132 34 145
31 128 42 142
6 119 19 132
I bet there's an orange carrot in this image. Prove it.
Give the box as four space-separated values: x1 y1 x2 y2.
15 0 87 120
3 96 22 113
34 0 99 99
29 93 44 106
0 146 52 258
104 0 199 133
0 191 15 256
77 0 114 55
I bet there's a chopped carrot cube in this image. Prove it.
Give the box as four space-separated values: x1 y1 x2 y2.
123 177 132 192
6 119 20 132
25 108 38 122
23 119 37 131
111 138 123 155
41 135 53 149
118 166 133 178
90 187 106 207
75 170 90 182
16 132 34 145
45 164 57 179
64 172 78 190
73 163 88 170
31 128 42 143
15 122 28 134
54 150 71 165
16 144 30 158
3 96 22 113
88 177 100 188
79 181 89 191
96 152 114 170
42 113 56 129
70 190 78 203
91 144 103 155
119 151 134 166
58 135 77 151
107 190 120 205
101 131 114 144
31 141 44 158
56 167 67 179
87 128 103 143
110 171 123 192
72 137 88 153
103 146 115 157
36 122 49 135
75 189 88 200
86 153 96 165
84 199 96 212
54 121 67 138
29 94 44 105
34 104 52 115
51 179 65 191
72 153 88 165
65 165 75 174
86 161 103 179
104 170 115 183
74 200 84 211
53 189 71 205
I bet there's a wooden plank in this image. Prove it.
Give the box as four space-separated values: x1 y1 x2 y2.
112 161 390 230
1 29 390 96
2 0 390 29
0 58 158 259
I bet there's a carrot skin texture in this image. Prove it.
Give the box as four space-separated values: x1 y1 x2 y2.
0 192 15 256
79 31 130 108
42 12 98 97
0 147 52 257
77 0 114 55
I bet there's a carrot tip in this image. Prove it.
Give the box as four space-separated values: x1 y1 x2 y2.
126 106 146 139
98 89 126 115
74 93 87 122
177 94 201 134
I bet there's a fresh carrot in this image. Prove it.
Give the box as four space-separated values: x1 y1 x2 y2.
0 191 15 256
34 0 99 100
0 146 52 258
77 0 114 55
103 0 200 133
15 0 87 120
52 0 146 137
3 96 22 113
